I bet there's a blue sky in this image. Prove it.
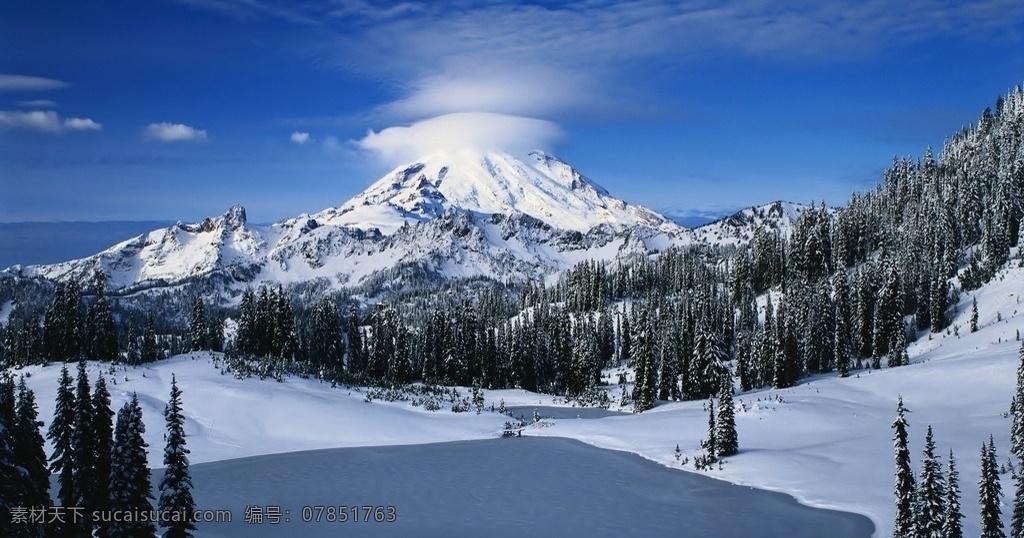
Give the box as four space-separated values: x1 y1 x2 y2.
1 0 1023 225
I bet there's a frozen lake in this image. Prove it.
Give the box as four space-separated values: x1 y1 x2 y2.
187 436 875 537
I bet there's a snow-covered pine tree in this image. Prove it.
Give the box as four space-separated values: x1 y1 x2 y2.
71 361 95 537
1013 455 1024 538
915 425 944 538
43 281 83 362
0 413 17 538
85 274 118 361
943 449 963 538
890 321 910 368
47 364 77 531
971 297 980 333
892 396 915 538
0 375 18 537
14 377 50 538
874 264 902 361
159 376 196 538
141 315 158 363
832 270 852 378
631 310 656 413
979 436 1005 538
90 376 114 538
928 270 949 333
715 374 738 457
1013 342 1024 458
656 319 675 401
110 393 154 538
701 399 716 461
189 297 206 351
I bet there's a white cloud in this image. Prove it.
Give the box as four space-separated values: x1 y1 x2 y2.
379 67 600 121
290 131 312 144
0 110 101 133
0 110 63 132
356 112 562 164
145 122 208 142
63 117 102 131
0 74 70 91
18 100 58 108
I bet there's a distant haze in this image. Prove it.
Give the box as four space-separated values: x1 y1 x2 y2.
0 221 171 269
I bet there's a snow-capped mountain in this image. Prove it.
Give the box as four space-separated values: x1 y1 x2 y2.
321 150 677 234
4 150 697 296
689 201 813 246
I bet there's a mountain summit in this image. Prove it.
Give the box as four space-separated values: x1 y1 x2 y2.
313 150 675 234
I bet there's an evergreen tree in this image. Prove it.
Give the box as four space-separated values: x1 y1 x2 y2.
141 315 158 363
71 362 95 537
44 281 84 361
345 307 364 377
873 264 902 360
971 297 980 333
205 314 224 353
892 396 915 538
85 274 119 361
890 321 910 368
47 364 77 535
916 425 945 538
943 449 963 538
159 376 196 538
109 394 155 538
979 436 1005 538
832 270 852 378
0 375 17 537
189 297 206 351
308 297 344 379
701 399 716 461
715 374 738 457
630 310 656 413
13 377 50 538
91 376 114 538
0 412 17 538
1013 456 1024 538
929 271 949 333
1014 341 1024 458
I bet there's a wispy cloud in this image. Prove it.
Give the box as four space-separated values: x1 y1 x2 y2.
0 74 70 91
0 110 102 133
337 1 1023 115
290 131 311 144
145 122 208 142
172 0 320 25
357 112 562 163
18 99 58 108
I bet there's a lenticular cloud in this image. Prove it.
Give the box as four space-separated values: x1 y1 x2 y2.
357 112 562 163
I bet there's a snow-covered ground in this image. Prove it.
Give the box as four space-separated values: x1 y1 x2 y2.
15 261 1024 538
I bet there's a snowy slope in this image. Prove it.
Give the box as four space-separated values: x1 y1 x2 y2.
14 259 1024 538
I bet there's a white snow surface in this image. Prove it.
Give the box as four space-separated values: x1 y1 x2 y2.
14 260 1024 538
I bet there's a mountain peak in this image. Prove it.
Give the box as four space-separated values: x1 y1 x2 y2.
325 149 673 234
225 204 247 229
